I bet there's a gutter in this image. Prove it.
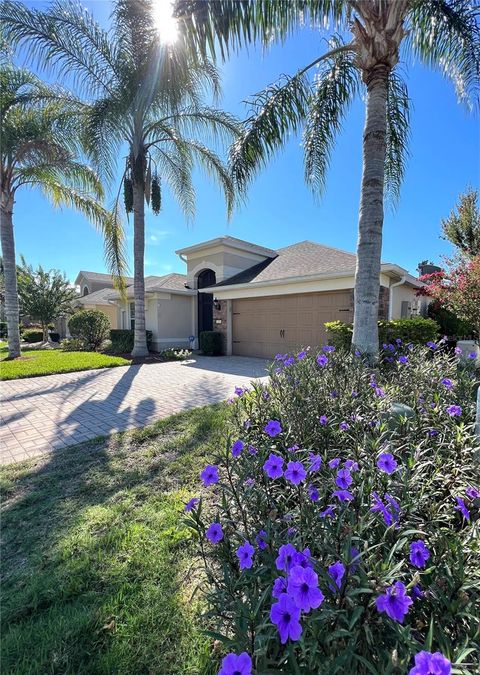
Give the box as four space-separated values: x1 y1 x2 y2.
388 276 407 320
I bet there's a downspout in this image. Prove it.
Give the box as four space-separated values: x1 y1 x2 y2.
388 276 407 320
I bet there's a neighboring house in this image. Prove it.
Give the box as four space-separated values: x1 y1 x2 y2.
75 271 134 329
75 237 424 357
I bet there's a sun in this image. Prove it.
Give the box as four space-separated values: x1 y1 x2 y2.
152 0 179 45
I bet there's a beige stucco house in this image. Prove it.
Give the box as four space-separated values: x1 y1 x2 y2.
75 236 424 357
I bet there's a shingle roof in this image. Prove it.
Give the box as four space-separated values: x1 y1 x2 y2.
78 287 116 304
214 241 358 287
141 273 188 292
176 235 277 258
77 270 134 285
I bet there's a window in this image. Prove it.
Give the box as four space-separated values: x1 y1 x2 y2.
130 302 135 330
83 286 89 296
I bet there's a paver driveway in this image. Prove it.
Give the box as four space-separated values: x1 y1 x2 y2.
0 356 268 465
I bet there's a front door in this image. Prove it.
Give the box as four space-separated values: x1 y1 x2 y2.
197 269 216 335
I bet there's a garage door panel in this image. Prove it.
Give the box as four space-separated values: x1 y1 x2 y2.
232 291 353 358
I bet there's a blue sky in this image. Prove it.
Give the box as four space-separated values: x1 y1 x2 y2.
10 1 480 283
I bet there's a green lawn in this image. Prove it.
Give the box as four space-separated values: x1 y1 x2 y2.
1 404 228 674
0 346 130 380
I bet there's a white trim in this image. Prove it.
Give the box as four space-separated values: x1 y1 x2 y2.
176 236 277 259
388 276 407 320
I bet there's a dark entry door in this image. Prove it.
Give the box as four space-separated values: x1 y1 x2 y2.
197 269 216 334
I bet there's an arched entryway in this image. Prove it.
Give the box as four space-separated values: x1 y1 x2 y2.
197 269 216 335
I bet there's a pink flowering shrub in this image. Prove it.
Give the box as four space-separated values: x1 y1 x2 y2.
185 343 479 674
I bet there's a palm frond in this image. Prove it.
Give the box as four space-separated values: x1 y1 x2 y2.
384 71 410 205
83 96 128 183
146 107 241 149
154 144 196 222
303 39 359 196
0 0 115 97
230 71 311 193
407 0 480 109
15 162 104 200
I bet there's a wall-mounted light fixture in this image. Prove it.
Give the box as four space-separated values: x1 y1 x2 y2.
213 297 221 311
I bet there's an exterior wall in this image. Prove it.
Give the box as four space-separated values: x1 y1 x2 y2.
155 293 194 350
213 299 228 354
378 286 390 320
185 247 270 287
76 275 114 296
77 302 118 328
390 285 420 319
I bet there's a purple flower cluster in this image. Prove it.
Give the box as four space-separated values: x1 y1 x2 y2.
376 581 412 623
264 419 282 437
376 452 398 474
219 652 252 675
237 541 255 569
409 651 451 675
409 540 430 568
371 491 400 527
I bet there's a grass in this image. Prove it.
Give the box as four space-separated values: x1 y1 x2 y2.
0 345 130 380
1 404 229 674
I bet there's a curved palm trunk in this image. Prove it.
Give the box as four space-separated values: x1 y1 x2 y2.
131 176 149 358
0 193 21 358
352 64 389 359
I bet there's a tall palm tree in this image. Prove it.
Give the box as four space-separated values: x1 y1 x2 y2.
176 0 479 358
1 0 239 357
0 61 125 358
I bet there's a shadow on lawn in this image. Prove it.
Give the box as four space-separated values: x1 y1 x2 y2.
0 401 227 675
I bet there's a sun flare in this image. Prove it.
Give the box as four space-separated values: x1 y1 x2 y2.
152 0 178 45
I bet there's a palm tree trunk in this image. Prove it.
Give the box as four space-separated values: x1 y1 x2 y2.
0 193 21 358
352 64 389 359
131 175 148 358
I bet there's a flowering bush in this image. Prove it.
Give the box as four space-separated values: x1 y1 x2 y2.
185 343 479 674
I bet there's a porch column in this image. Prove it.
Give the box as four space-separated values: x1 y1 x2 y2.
226 299 233 356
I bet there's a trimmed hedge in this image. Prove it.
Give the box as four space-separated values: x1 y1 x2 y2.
199 331 223 356
22 329 43 343
109 329 153 353
68 310 110 351
325 317 439 350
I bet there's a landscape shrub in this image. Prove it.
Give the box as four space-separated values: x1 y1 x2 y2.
49 332 60 343
186 342 479 673
0 321 7 338
109 329 153 354
68 309 110 351
159 347 191 361
21 328 43 343
60 338 87 352
199 331 223 356
326 317 439 350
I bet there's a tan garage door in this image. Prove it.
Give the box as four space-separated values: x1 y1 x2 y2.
232 291 353 358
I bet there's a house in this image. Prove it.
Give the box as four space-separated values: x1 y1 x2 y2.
75 237 424 357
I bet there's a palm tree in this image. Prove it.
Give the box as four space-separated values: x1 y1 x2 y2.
1 60 125 358
175 0 479 358
1 0 239 358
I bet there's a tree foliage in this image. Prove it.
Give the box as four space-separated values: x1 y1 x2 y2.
441 188 480 258
17 257 77 340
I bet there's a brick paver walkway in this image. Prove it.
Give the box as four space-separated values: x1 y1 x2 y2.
0 356 268 465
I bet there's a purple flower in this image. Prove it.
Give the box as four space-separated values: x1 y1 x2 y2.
275 353 287 361
270 593 302 644
237 541 255 570
272 577 287 598
454 496 470 521
454 346 462 355
339 421 350 431
284 356 295 366
428 428 439 437
244 419 252 429
348 546 361 572
319 415 328 426
377 452 398 474
263 453 284 479
275 543 297 572
410 540 430 568
244 477 255 488
396 338 402 345
219 652 252 675
330 390 339 398
328 458 341 469
264 419 282 437
206 522 223 544
466 486 479 499
409 651 451 675
336 469 353 489
256 530 268 550
374 387 385 398
412 584 424 601
441 378 454 389
308 484 319 502
351 390 358 398
446 405 462 417
376 581 413 623
287 444 299 453
426 341 437 350
185 497 199 512
319 505 335 519
468 351 477 359
285 461 307 485
309 453 322 472
371 492 400 527
328 561 345 591
201 464 219 487
248 445 257 455
323 345 335 353
297 350 307 360
344 459 359 472
234 386 246 397
232 440 245 457
398 355 408 364
287 565 325 612
293 547 313 569
316 354 328 367
332 489 353 502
